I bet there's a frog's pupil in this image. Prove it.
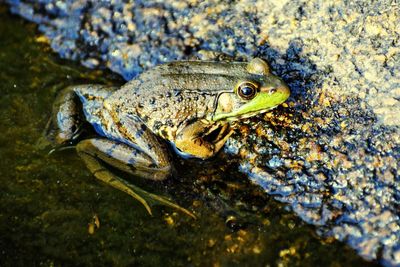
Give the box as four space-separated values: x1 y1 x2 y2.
237 82 257 99
241 86 253 95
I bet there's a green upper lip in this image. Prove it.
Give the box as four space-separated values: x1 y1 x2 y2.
211 83 290 122
225 106 277 121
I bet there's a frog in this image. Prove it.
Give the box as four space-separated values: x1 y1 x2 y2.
46 56 290 218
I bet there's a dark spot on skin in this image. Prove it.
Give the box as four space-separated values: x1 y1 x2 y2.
184 117 198 126
135 129 145 138
166 119 174 127
173 89 181 97
166 92 172 97
105 143 118 156
142 115 149 122
129 166 137 172
149 97 156 105
160 129 168 138
153 121 162 130
135 124 147 138
149 163 157 168
176 95 183 102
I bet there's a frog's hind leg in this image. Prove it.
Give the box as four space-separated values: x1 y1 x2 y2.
76 138 195 218
45 84 118 145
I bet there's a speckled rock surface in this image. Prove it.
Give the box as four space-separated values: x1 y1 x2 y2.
6 0 400 266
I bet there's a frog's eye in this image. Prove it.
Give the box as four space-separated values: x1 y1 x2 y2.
237 82 258 100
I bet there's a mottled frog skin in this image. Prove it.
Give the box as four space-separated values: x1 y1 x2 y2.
47 57 290 217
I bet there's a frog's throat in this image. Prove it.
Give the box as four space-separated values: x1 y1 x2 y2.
210 91 289 122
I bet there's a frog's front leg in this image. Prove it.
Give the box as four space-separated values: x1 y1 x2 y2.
76 138 195 218
175 120 234 159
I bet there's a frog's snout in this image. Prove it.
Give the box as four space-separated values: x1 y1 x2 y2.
277 83 290 99
261 82 290 100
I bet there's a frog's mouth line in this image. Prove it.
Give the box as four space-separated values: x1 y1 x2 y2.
225 106 277 121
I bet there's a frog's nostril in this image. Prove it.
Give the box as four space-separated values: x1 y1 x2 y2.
269 88 277 94
278 84 290 97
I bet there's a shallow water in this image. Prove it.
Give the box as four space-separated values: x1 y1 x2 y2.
0 6 378 266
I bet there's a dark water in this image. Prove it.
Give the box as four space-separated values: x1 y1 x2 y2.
0 6 378 266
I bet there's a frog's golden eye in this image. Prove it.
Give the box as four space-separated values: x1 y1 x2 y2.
237 82 258 100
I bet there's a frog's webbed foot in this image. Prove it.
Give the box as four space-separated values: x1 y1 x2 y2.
76 138 196 219
204 123 233 144
175 121 234 159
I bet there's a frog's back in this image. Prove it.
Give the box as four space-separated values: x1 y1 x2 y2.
105 61 248 138
140 60 248 79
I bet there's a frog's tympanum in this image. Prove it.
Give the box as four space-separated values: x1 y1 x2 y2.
47 57 290 217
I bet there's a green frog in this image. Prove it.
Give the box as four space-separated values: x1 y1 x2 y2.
47 57 290 218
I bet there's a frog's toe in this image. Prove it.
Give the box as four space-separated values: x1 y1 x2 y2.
125 183 196 219
76 139 195 218
78 144 195 218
